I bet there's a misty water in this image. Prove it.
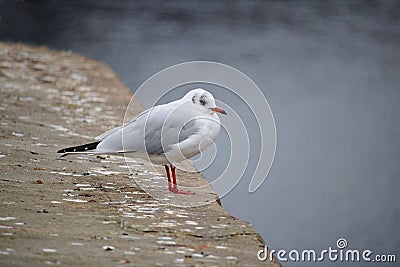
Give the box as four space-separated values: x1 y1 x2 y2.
1 1 399 266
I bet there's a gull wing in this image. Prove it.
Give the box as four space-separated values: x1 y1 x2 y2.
95 102 178 154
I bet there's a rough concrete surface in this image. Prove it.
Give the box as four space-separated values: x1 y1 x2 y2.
0 43 280 267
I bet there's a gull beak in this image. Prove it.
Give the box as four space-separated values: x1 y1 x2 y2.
210 107 227 115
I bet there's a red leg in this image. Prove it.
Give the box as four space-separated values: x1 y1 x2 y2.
164 165 172 191
170 164 192 195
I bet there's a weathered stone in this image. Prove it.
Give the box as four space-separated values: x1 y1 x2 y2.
0 42 280 267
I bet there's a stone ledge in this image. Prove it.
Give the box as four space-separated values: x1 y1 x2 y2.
0 42 280 267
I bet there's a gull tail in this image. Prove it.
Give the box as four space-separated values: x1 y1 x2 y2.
57 141 100 156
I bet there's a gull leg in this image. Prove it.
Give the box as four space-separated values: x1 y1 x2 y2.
164 165 173 191
170 164 192 195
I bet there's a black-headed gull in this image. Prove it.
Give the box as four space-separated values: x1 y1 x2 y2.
57 88 226 194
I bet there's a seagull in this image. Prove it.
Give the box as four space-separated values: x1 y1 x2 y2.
57 88 227 194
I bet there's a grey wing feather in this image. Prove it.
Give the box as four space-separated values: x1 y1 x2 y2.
95 109 150 141
178 120 200 143
140 108 201 155
97 106 169 153
144 124 164 154
96 103 200 155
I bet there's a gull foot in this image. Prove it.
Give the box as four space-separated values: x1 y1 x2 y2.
169 187 192 195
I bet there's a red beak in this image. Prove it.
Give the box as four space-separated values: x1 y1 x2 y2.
210 107 227 115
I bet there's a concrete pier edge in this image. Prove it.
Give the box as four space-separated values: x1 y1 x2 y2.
0 42 280 266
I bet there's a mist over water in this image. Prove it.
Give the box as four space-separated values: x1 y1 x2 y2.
2 1 399 265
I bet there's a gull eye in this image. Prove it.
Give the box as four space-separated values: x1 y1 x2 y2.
199 99 206 105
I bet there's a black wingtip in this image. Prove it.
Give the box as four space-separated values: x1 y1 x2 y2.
57 141 100 154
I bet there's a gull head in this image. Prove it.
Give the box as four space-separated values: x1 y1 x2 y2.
183 88 227 116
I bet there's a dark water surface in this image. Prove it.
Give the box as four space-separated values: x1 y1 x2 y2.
1 1 399 266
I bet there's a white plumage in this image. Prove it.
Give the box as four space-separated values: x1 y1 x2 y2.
58 88 226 194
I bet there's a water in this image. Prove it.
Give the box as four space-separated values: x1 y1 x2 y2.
1 1 399 266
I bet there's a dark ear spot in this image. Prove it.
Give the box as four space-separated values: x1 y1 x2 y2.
199 95 206 105
192 95 196 103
